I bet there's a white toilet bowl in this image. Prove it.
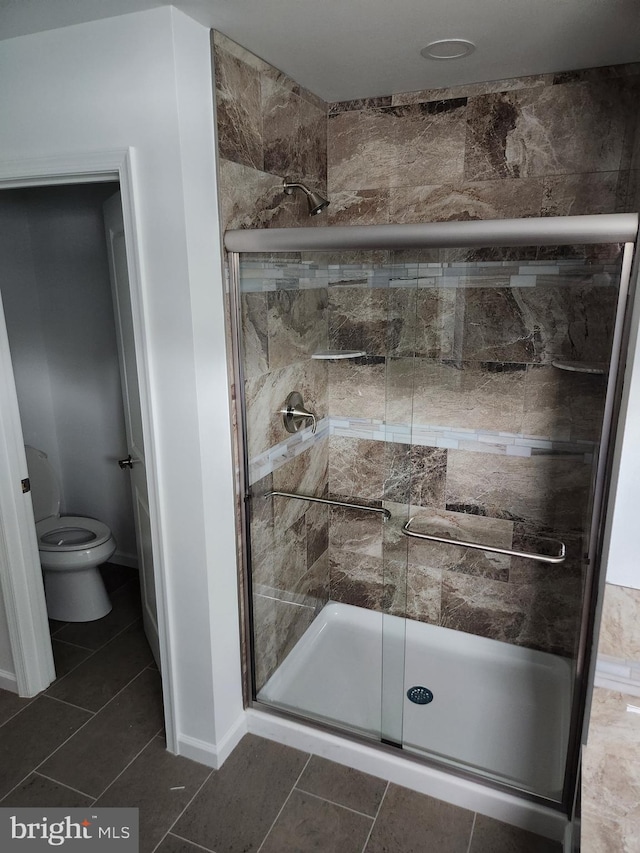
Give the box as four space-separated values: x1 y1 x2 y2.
25 446 116 622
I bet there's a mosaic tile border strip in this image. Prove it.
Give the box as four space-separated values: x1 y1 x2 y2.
249 417 330 485
238 259 620 292
331 417 595 456
595 655 640 699
248 415 595 484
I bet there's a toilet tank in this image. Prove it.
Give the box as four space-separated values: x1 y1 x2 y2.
24 446 61 523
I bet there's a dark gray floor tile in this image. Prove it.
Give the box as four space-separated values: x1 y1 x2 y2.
2 772 94 807
95 735 210 853
173 734 309 853
39 668 164 798
469 814 562 853
51 639 93 679
261 789 373 853
297 755 387 816
46 622 153 711
100 563 140 594
155 834 215 853
0 696 91 799
365 784 474 853
0 687 32 726
53 581 142 650
48 619 68 636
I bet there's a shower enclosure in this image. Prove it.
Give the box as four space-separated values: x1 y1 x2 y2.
225 214 637 812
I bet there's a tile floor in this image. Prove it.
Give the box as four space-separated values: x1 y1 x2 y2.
0 565 563 852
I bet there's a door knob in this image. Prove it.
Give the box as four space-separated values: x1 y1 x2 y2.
118 455 135 469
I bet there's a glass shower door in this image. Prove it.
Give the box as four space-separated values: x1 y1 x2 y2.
240 251 390 743
393 243 623 800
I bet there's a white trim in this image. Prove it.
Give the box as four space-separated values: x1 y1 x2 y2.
177 713 247 769
110 552 139 569
0 668 18 693
175 733 218 768
0 151 176 758
247 708 567 842
601 253 640 589
115 149 177 754
0 152 120 188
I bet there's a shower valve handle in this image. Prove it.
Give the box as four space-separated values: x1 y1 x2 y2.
280 391 318 435
289 406 317 434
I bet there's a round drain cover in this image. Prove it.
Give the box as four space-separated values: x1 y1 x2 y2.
407 686 434 705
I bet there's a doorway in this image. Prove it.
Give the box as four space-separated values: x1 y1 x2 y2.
0 180 162 716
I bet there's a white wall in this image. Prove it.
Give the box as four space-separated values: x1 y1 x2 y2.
0 8 243 757
603 260 640 589
0 185 137 562
0 196 62 477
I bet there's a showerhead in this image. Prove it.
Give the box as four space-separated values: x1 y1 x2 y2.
283 177 330 215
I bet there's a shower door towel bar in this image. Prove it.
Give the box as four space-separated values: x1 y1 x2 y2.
265 490 391 521
401 517 566 564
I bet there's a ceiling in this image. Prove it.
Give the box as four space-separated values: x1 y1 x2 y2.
1 0 639 102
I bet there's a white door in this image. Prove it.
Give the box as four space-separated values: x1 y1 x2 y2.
0 293 55 695
103 192 160 668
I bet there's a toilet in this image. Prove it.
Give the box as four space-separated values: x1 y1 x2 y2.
25 445 116 622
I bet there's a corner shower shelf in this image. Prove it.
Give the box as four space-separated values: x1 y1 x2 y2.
551 360 607 375
311 350 367 360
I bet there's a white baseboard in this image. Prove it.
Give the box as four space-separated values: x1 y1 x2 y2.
0 668 18 693
109 552 139 569
176 713 247 770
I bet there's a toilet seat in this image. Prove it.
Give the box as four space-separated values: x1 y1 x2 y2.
24 446 116 621
36 516 112 551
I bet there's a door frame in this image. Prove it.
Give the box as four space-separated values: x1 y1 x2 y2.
0 149 176 751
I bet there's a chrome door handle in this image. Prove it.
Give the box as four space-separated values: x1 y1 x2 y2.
118 455 135 470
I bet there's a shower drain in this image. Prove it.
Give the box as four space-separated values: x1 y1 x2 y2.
407 686 434 705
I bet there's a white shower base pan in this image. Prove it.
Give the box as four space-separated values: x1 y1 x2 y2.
258 601 573 801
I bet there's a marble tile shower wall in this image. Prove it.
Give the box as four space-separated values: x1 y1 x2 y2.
311 64 636 667
326 65 640 225
326 253 613 660
212 31 329 693
627 87 640 213
583 586 640 851
213 31 328 231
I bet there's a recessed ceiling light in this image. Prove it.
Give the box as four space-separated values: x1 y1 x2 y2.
420 39 476 60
